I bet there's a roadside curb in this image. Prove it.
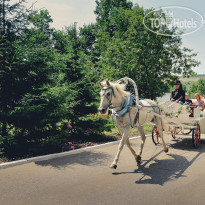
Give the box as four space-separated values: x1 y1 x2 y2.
0 134 151 170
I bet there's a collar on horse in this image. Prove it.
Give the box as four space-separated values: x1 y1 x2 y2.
112 94 135 128
112 94 133 116
101 87 134 127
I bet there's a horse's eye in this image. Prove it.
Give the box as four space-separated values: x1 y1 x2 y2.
107 93 110 96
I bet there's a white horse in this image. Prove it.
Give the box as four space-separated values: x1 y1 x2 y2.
98 80 168 169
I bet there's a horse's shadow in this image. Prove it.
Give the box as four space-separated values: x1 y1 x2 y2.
135 153 190 185
113 148 202 186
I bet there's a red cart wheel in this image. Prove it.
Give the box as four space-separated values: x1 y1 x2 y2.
192 124 200 148
152 125 160 145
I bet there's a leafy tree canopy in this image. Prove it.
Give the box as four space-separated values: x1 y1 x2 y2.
94 3 200 99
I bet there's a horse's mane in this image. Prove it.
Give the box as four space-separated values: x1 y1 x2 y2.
113 83 129 97
101 80 129 97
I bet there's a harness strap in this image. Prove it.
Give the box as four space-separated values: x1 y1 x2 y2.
112 94 133 117
129 109 134 128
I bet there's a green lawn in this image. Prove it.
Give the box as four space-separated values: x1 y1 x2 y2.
180 77 204 82
104 124 153 140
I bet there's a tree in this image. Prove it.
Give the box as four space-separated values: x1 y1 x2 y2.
94 3 200 99
188 78 205 98
0 0 29 139
95 0 133 26
53 24 111 140
0 5 68 155
0 1 112 158
79 24 98 63
0 2 75 156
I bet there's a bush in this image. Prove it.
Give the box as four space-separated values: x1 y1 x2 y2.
187 78 205 98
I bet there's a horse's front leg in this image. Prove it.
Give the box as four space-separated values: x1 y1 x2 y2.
137 125 146 163
117 125 139 163
110 126 131 169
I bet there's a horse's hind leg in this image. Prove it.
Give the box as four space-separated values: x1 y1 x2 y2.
136 125 146 163
110 126 130 169
155 117 168 153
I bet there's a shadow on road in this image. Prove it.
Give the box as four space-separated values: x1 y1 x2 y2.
169 137 205 151
135 153 195 185
35 151 111 169
113 144 202 186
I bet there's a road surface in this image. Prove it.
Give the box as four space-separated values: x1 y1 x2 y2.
1 134 205 205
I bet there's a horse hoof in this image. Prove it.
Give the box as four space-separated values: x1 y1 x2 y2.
164 148 169 153
136 156 141 164
110 164 117 169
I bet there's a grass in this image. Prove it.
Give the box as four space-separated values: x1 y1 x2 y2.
72 125 153 149
103 124 153 140
180 77 204 82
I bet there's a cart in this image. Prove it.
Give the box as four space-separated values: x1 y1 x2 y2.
114 77 205 148
152 101 205 148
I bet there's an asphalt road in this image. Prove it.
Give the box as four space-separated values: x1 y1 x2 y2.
1 133 205 205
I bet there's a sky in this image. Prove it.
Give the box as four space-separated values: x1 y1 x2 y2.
21 0 205 74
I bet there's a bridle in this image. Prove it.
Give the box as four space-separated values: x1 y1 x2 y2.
101 87 122 110
101 87 115 105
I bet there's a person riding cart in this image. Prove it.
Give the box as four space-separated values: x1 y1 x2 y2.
194 93 204 111
185 93 192 105
170 80 185 105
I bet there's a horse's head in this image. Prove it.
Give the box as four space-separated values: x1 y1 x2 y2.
98 80 115 114
98 80 128 114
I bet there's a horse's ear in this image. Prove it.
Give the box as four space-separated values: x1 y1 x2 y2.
106 80 110 87
99 81 103 88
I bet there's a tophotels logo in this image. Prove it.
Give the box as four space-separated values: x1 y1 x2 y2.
143 6 204 36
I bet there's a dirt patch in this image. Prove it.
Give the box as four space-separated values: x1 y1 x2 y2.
0 158 8 164
75 142 98 149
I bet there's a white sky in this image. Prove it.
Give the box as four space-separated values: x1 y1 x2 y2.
25 0 97 29
12 0 205 74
